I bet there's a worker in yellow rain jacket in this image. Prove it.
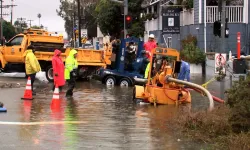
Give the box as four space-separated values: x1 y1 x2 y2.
23 45 41 95
65 49 78 97
144 63 150 79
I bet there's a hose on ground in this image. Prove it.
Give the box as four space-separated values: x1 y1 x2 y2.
190 87 224 104
166 76 214 111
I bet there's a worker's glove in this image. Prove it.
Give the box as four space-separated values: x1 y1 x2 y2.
71 69 77 77
71 72 77 78
54 73 58 77
146 51 152 57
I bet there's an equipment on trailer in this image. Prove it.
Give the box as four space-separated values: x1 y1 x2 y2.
94 37 148 86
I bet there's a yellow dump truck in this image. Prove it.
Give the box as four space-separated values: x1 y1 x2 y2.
0 28 112 81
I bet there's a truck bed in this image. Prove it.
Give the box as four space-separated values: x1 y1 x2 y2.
34 47 111 67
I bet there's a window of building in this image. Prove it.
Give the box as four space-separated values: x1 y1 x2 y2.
154 5 158 14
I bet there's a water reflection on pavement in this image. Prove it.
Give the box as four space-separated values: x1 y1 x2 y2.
0 77 219 150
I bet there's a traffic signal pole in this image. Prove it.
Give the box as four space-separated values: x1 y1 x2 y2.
77 0 81 47
220 0 226 54
220 0 226 100
109 0 128 38
124 0 128 38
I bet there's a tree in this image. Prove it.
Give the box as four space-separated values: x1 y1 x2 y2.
127 0 145 37
82 3 98 38
95 0 145 38
31 25 42 29
37 13 41 26
57 0 77 40
57 0 99 40
13 20 28 34
3 21 16 40
95 0 123 38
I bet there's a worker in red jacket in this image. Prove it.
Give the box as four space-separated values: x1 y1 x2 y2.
143 34 157 59
52 49 65 91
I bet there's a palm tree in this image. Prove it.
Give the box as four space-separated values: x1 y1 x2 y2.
37 13 41 26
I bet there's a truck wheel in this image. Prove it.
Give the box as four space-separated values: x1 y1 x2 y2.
45 65 54 82
105 76 116 86
119 78 131 87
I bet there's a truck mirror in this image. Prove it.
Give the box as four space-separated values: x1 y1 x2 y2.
5 42 11 46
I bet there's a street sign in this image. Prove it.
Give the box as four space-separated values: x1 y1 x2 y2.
81 29 87 38
215 53 226 74
162 8 181 34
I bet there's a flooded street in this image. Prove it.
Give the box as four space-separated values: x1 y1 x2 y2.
0 74 228 150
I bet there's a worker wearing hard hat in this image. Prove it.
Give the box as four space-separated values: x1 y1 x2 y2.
143 34 157 59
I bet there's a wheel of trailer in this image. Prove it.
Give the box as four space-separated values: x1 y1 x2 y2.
45 65 54 82
105 76 116 86
119 78 131 87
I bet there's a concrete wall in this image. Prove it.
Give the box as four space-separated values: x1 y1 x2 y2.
190 64 202 74
149 23 250 55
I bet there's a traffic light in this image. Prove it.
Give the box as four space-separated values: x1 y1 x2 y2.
225 18 229 38
125 15 132 29
213 20 229 38
213 20 221 37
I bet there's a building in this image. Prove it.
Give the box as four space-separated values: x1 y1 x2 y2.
144 0 249 54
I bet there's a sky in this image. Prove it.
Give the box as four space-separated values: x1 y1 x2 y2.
4 0 67 38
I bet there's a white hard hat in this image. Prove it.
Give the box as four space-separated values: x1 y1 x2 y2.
149 34 155 39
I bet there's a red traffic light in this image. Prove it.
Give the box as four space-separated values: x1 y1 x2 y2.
126 16 131 21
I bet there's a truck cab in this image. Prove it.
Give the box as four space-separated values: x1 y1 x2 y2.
0 28 64 73
0 28 112 81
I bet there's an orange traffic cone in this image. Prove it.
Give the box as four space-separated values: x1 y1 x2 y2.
21 77 34 100
51 84 61 109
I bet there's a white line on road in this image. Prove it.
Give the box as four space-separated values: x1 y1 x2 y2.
0 121 87 126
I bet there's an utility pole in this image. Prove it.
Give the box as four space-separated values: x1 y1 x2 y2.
73 11 76 47
109 0 127 38
220 0 226 100
0 3 17 25
69 1 75 47
10 0 17 25
124 0 128 38
77 0 81 47
27 20 33 27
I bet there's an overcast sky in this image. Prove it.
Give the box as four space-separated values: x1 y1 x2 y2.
4 0 67 37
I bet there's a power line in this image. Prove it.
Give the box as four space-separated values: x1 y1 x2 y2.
0 13 8 16
0 0 17 25
27 19 33 27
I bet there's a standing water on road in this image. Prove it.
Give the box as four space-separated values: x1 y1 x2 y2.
0 75 224 150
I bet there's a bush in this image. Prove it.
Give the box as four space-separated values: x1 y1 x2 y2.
180 35 206 64
180 43 206 64
226 75 250 133
182 0 193 10
181 34 197 47
167 75 250 149
168 106 250 149
169 106 231 142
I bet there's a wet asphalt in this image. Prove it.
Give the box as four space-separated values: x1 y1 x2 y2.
0 74 229 150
